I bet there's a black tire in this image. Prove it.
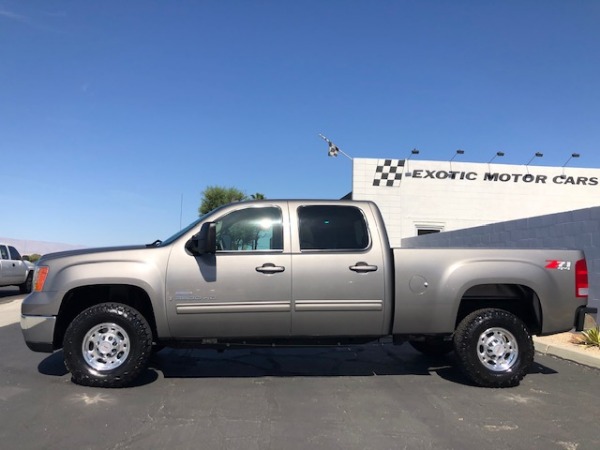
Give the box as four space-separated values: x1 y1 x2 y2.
409 339 454 356
63 303 153 388
19 271 33 294
454 308 534 388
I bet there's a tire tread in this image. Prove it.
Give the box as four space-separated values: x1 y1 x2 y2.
454 308 534 388
63 303 153 388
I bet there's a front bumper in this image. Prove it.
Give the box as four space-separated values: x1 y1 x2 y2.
21 314 56 353
575 306 598 332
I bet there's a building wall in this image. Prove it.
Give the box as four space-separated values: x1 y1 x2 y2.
401 206 600 311
353 158 600 247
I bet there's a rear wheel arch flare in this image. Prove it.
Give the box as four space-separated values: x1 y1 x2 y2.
456 284 542 334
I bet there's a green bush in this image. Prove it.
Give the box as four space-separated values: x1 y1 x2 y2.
576 327 600 348
28 253 42 263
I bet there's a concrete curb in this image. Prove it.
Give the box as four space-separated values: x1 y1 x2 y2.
533 336 600 370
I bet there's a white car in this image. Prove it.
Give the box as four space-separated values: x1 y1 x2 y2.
0 244 33 293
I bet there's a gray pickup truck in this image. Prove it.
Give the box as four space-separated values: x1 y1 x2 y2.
1 243 33 293
21 200 594 388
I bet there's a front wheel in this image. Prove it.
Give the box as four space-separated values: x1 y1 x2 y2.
63 303 153 388
453 308 534 388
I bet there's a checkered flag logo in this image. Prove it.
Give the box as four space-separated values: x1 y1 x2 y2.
373 159 405 187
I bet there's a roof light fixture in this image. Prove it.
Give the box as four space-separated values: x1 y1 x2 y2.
450 149 465 162
488 151 505 164
525 152 544 166
562 152 581 167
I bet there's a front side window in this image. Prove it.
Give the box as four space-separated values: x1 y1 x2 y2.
215 207 283 251
298 205 369 251
0 246 8 260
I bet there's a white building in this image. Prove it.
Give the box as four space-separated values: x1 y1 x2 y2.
352 158 600 247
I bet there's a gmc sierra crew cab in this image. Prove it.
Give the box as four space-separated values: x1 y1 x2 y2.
20 200 595 388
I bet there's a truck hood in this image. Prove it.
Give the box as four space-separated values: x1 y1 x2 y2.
39 245 149 263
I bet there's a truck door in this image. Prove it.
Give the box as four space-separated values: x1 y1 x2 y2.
290 205 386 336
8 246 27 283
165 204 292 338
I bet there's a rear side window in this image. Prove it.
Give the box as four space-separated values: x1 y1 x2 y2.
8 246 21 260
298 205 369 251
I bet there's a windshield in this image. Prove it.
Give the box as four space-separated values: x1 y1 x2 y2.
160 215 206 246
159 203 242 247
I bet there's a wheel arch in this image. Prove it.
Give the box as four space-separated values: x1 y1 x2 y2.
53 284 158 349
456 283 542 335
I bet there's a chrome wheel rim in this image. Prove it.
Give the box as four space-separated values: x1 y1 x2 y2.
82 322 130 371
477 327 519 372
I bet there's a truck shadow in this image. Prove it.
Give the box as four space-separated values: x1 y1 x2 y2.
147 343 558 386
0 289 21 300
38 344 557 388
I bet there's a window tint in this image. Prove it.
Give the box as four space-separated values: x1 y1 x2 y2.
0 246 7 260
298 205 369 250
215 207 283 251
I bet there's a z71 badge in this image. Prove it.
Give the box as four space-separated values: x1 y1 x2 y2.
545 260 572 271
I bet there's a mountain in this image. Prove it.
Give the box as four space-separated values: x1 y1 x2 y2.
0 237 84 256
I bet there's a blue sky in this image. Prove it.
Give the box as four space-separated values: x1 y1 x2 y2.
2 1 599 247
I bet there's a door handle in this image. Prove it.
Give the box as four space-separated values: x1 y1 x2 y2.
256 263 285 274
349 262 378 273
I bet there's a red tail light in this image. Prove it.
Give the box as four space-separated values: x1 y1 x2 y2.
575 259 589 298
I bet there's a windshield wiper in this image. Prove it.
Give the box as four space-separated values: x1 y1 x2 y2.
146 240 162 248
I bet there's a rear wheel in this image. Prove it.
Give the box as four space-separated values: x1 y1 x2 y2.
19 272 33 294
454 308 534 388
63 303 153 388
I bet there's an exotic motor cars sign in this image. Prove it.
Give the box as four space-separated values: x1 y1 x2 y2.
372 159 598 187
